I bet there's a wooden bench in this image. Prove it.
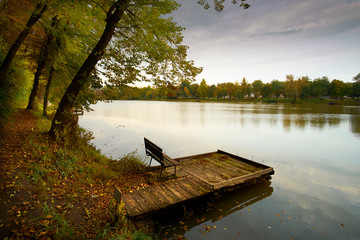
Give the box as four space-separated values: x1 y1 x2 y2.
144 138 179 175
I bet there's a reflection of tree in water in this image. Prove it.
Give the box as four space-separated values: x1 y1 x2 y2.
350 115 360 137
155 181 273 238
328 117 341 126
281 106 345 131
294 115 307 129
282 116 291 131
310 116 327 129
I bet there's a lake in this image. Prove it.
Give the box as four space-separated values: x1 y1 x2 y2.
79 100 360 239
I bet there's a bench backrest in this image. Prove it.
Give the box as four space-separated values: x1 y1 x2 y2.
144 138 164 164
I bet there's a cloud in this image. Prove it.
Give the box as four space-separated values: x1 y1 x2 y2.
248 25 304 37
170 0 360 83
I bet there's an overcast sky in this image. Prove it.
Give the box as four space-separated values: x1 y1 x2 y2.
170 0 360 85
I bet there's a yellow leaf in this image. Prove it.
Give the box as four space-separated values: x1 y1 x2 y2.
85 208 90 218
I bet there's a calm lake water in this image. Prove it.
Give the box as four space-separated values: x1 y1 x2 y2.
79 100 360 239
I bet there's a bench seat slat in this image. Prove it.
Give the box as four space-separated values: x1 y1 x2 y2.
163 153 180 166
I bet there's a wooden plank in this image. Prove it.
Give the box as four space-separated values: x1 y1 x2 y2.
161 182 188 202
212 154 258 173
122 194 144 217
152 184 178 207
188 160 227 178
214 168 273 189
122 195 138 217
176 177 202 198
190 161 233 181
198 160 239 180
209 158 251 176
182 167 214 186
213 168 274 190
168 181 194 200
174 152 217 162
136 188 160 210
159 183 184 203
130 191 154 214
217 150 272 169
147 185 173 208
137 187 165 210
180 152 258 177
184 163 222 182
185 176 212 195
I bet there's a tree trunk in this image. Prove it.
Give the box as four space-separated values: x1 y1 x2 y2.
49 0 130 136
26 45 47 110
43 65 54 117
27 15 59 110
0 3 47 83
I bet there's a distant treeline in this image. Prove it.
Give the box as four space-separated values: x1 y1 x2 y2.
96 74 360 103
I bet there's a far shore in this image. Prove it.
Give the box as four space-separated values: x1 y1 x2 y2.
99 98 360 106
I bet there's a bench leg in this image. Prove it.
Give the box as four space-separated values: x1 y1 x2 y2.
148 157 153 167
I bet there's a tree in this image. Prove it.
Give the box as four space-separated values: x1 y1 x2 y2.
252 80 263 98
284 74 299 103
189 83 199 98
271 80 284 98
227 82 236 99
0 2 47 83
197 79 208 99
297 76 311 99
261 83 272 98
216 83 228 99
208 84 216 99
184 86 190 98
310 76 330 98
240 77 248 98
245 83 252 98
234 81 242 99
353 73 360 83
352 73 360 97
27 15 59 110
49 0 131 135
197 0 250 11
329 79 347 99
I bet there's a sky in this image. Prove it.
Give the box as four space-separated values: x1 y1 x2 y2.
169 0 360 85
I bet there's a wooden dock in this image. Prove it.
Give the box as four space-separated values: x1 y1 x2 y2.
121 150 274 218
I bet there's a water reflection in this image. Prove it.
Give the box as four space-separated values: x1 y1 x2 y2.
79 101 360 160
350 115 360 137
155 181 273 239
